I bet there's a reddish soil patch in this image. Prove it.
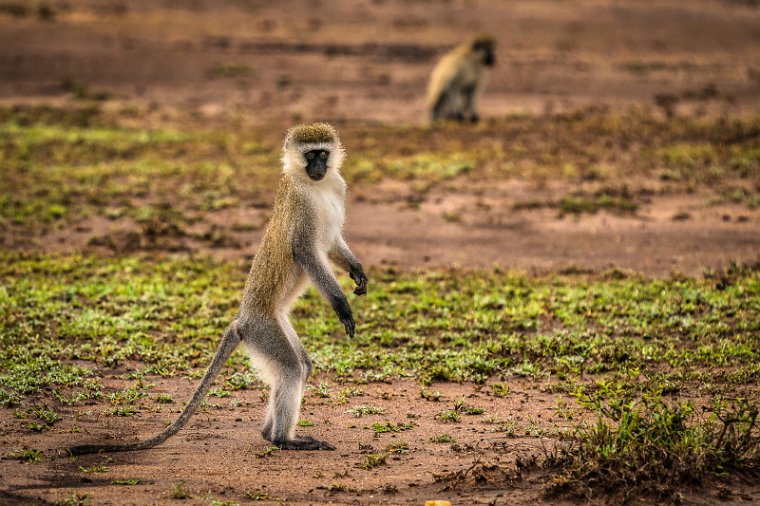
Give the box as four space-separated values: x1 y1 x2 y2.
32 182 760 276
2 374 757 505
1 0 760 122
0 376 564 505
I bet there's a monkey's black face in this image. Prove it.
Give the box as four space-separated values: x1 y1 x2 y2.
482 47 495 67
305 150 329 181
473 40 495 67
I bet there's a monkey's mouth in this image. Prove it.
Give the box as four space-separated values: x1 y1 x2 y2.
307 168 327 181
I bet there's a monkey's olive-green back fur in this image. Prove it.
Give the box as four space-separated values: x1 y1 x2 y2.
285 123 338 147
241 177 310 313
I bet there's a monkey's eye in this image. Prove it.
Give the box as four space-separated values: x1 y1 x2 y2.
319 151 328 160
306 152 315 160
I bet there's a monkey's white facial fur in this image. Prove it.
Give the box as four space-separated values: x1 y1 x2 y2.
281 123 345 183
282 141 345 183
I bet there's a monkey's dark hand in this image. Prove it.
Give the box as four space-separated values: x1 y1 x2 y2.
350 265 368 296
340 313 355 338
333 297 355 337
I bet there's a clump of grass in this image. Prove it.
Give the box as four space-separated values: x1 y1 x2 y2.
346 405 386 417
430 434 456 443
207 62 254 79
420 389 442 401
372 421 413 434
225 371 260 390
54 491 90 506
104 406 137 417
386 441 411 454
245 490 284 501
170 481 192 500
491 383 510 397
435 410 461 423
558 188 638 216
8 448 43 463
311 382 332 398
360 453 387 470
15 405 59 429
108 384 148 405
256 445 280 458
78 465 109 474
155 393 174 404
454 398 485 415
297 419 314 427
544 397 760 501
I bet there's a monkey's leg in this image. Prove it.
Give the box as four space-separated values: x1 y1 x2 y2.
244 317 333 450
431 92 449 122
261 317 313 440
461 84 479 123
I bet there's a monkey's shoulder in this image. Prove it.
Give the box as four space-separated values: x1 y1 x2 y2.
273 177 345 244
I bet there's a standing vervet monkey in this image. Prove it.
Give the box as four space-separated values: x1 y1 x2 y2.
427 35 496 123
69 123 367 454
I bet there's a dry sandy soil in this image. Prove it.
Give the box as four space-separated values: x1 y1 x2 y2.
38 180 760 276
2 0 760 122
1 1 760 504
3 0 759 275
2 374 757 506
1 375 572 506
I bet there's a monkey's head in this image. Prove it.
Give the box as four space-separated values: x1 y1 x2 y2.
471 35 495 67
282 123 345 182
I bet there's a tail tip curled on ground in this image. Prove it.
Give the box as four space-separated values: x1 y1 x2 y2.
67 444 133 456
67 445 104 456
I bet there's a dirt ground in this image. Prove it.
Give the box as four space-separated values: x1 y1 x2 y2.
0 375 559 505
2 0 759 275
2 0 760 122
2 374 757 506
38 180 759 276
2 1 760 504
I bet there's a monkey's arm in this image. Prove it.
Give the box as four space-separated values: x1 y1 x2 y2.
329 238 368 296
292 230 356 337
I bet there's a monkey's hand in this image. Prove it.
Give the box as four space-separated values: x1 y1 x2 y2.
350 265 368 296
333 297 356 337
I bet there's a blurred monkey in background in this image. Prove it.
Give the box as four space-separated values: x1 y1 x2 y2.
427 35 495 123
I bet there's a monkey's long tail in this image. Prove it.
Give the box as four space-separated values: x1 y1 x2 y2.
67 323 241 456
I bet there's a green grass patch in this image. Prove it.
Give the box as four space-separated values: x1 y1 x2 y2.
430 434 455 443
8 448 43 463
170 481 192 500
1 253 758 409
207 62 254 79
372 421 414 434
545 396 760 501
359 453 387 470
1 105 757 234
79 465 109 474
346 405 387 417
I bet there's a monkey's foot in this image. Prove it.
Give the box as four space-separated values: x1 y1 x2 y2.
273 435 335 451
